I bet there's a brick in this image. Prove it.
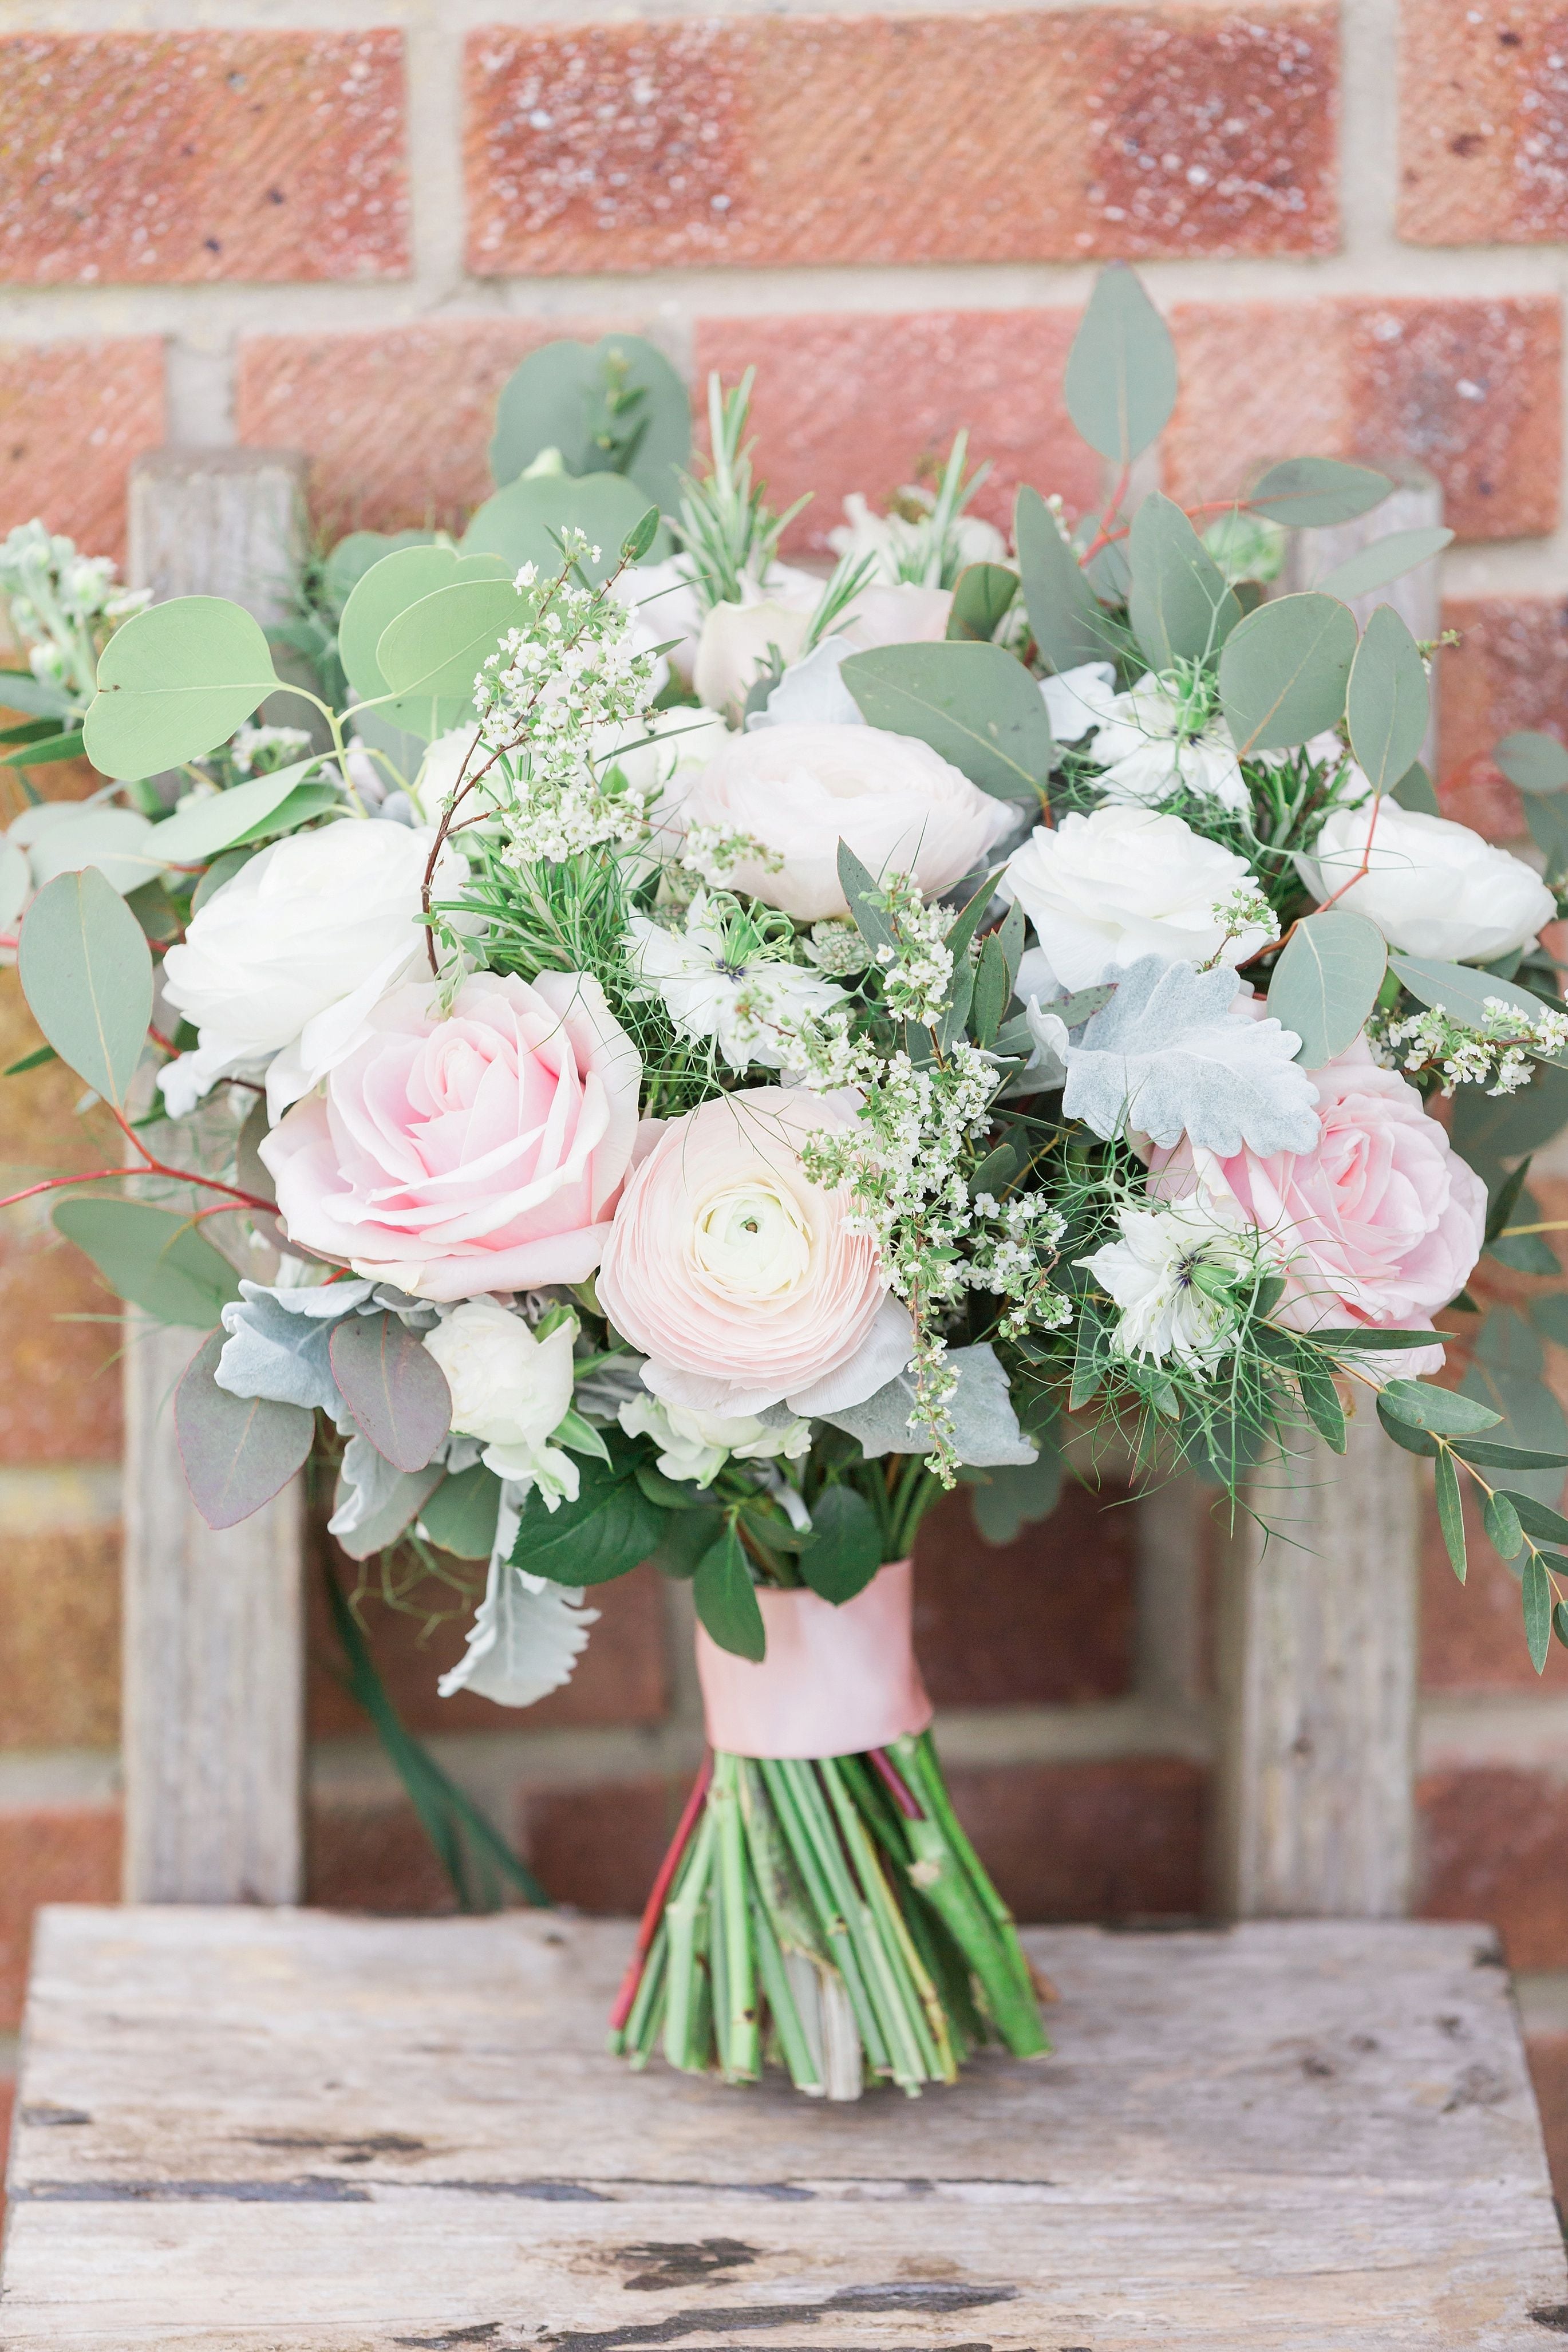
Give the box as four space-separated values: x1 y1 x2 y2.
0 1238 123 1465
914 1481 1135 1708
308 1536 669 1741
0 2071 11 2230
235 319 607 539
0 339 163 563
1399 0 1568 246
1527 2032 1568 2210
307 1795 457 1916
0 1806 119 2029
944 1758 1208 1921
0 34 406 285
1168 297 1560 542
1419 1767 1568 1968
519 1775 687 1915
1439 597 1568 834
465 9 1338 277
693 309 1100 557
0 1524 119 1749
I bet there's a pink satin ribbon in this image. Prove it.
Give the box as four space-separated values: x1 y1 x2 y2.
695 1557 933 1759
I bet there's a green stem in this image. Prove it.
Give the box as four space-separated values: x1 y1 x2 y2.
712 1755 760 2082
662 1810 715 2074
760 1758 890 2075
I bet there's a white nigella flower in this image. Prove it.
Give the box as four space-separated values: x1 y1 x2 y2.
1088 676 1249 815
1080 1195 1273 1371
624 891 848 1072
619 1391 811 1487
1040 661 1119 744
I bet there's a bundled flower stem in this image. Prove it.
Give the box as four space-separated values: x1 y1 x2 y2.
609 1734 1048 2098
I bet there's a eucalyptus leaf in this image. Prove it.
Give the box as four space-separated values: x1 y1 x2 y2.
330 1310 452 1473
84 597 280 780
338 546 510 740
418 1464 504 1560
1316 527 1453 599
1127 494 1241 670
1389 954 1563 1061
1063 265 1178 465
1392 759 1440 815
18 866 153 1106
463 472 660 586
1218 592 1358 755
1495 731 1568 795
1461 1308 1568 1506
489 333 691 510
1245 457 1392 528
966 1446 1064 1545
149 758 330 866
1434 1448 1467 1581
0 725 85 769
1524 1549 1553 1673
0 668 77 721
27 806 161 897
376 579 536 712
54 1197 242 1327
1346 605 1429 795
946 563 1019 643
1266 908 1387 1068
175 1329 315 1532
322 529 436 615
1377 1380 1502 1437
1014 486 1117 670
840 641 1052 803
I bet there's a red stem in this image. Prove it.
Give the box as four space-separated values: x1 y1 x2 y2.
867 1745 925 1821
607 1753 713 2034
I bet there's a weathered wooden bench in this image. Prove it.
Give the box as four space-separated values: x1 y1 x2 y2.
3 1905 1563 2348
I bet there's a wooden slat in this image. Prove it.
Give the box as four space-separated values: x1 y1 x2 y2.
2 1905 1561 2348
123 448 309 1904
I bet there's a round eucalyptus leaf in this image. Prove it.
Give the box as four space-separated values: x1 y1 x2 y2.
1218 591 1357 753
53 1196 242 1328
322 528 436 618
463 471 665 585
1346 604 1429 795
376 579 536 708
1127 492 1241 670
1316 526 1453 600
17 865 153 1105
339 546 510 741
840 640 1051 802
489 333 692 510
84 597 280 781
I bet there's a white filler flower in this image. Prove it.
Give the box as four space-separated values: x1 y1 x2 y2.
423 1301 580 1507
1081 1195 1271 1371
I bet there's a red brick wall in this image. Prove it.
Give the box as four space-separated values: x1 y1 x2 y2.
3 0 1568 2203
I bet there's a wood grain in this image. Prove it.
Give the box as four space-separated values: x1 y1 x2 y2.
2 1906 1562 2348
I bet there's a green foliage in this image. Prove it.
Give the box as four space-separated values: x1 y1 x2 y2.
376 578 536 711
1013 487 1116 671
54 1198 241 1327
840 641 1052 803
1217 591 1357 754
149 757 335 866
489 333 691 510
418 1465 504 1560
1345 605 1429 795
1524 1550 1553 1673
1316 526 1453 599
799 1484 881 1603
1266 908 1387 1067
463 472 662 585
1389 955 1563 1065
18 866 152 1106
964 1447 1064 1545
1435 1449 1466 1580
84 597 279 779
329 1311 453 1473
1495 730 1568 795
338 546 509 740
1063 264 1178 465
693 1522 767 1659
946 562 1019 643
1377 1380 1501 1436
1392 759 1440 815
1243 457 1392 527
174 1330 315 1532
512 1430 669 1584
1126 494 1240 669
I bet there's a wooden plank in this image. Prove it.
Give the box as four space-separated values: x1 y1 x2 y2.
3 1905 1562 2348
123 448 309 1905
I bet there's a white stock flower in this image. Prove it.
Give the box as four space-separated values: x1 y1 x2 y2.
1296 802 1557 964
1080 1194 1268 1371
625 891 848 1071
1000 806 1276 992
1041 661 1118 744
423 1301 580 1507
1088 678 1248 813
618 1391 811 1487
159 818 448 1122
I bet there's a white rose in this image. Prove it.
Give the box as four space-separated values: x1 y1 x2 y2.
1295 803 1557 963
619 1391 811 1487
693 598 813 716
422 1300 580 1508
676 721 1016 921
840 582 953 648
1089 678 1247 814
1000 805 1276 991
1041 661 1118 744
159 818 448 1122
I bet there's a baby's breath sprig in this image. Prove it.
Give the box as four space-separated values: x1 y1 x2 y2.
1373 996 1568 1097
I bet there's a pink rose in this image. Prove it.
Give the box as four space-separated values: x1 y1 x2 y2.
260 969 642 1301
597 1086 913 1416
675 722 1014 921
1152 1039 1487 1370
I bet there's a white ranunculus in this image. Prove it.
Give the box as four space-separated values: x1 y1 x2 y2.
839 582 953 648
1041 661 1118 744
1000 805 1276 992
422 1300 580 1507
613 557 817 689
693 598 814 716
1080 1194 1267 1371
1295 803 1557 964
159 818 448 1122
625 890 848 1071
1088 678 1248 813
619 1391 811 1487
676 721 1016 921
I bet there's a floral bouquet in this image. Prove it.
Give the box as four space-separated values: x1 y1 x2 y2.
10 267 1568 2101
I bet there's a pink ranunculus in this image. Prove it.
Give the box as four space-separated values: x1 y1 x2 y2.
259 969 642 1301
1152 1039 1487 1371
597 1086 913 1418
